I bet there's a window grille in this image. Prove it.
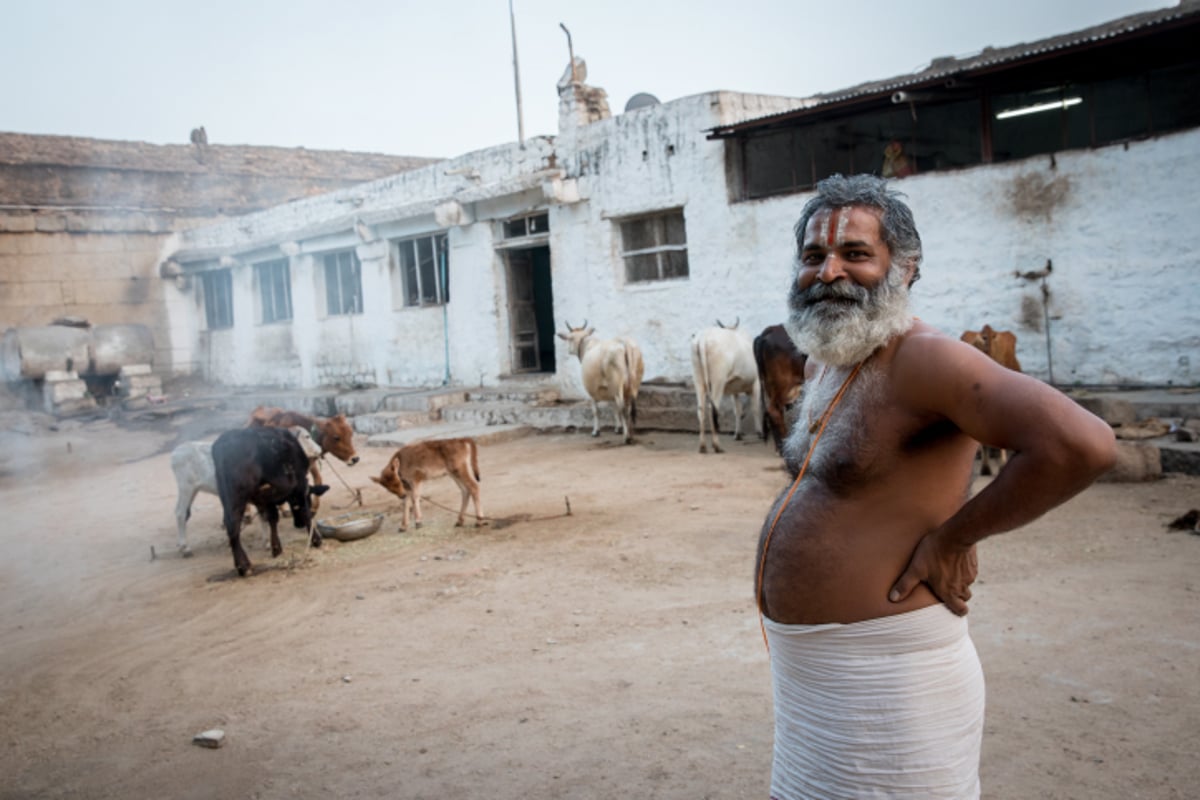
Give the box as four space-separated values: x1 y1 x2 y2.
200 269 233 330
393 233 449 307
255 258 292 324
618 210 689 283
323 250 363 316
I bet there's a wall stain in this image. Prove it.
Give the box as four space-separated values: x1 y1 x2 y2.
1008 172 1071 221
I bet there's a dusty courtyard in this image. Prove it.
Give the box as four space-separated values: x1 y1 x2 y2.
0 411 1197 800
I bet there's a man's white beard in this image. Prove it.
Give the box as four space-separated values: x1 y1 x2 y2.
785 268 914 366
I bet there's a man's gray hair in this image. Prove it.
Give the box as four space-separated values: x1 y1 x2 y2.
793 173 923 285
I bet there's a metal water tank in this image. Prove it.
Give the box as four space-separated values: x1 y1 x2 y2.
1 326 91 381
90 324 154 375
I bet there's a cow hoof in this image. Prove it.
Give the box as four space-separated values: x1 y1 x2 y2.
477 520 489 527
699 445 707 454
415 522 423 529
271 546 283 558
714 445 725 454
309 532 323 548
591 431 600 438
455 521 464 527
180 547 193 558
397 526 407 533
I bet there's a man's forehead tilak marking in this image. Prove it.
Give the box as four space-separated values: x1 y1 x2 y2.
812 208 855 250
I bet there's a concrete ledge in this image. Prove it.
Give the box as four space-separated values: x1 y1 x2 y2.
366 422 534 449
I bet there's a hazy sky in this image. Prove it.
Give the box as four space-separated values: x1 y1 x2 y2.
2 0 1173 158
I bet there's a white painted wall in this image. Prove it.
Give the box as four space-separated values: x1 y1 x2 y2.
163 90 1199 392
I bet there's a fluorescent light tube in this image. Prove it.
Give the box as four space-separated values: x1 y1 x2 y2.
995 97 1083 120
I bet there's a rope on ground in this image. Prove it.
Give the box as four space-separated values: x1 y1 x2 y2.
412 494 574 529
320 455 363 509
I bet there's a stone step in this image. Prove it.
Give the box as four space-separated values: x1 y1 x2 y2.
366 421 535 449
352 409 437 435
465 386 562 404
439 395 761 436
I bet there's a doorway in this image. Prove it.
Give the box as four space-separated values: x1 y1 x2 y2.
505 246 555 374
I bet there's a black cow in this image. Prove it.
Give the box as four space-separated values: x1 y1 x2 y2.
212 426 330 576
753 324 809 453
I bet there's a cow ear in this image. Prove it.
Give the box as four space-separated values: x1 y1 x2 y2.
369 475 381 485
310 484 331 496
556 332 568 340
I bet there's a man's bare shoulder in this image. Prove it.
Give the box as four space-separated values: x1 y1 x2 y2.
889 321 1008 408
891 321 978 371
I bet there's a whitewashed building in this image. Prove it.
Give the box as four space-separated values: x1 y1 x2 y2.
161 3 1200 392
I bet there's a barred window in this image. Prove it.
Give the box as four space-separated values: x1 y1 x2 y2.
323 249 363 316
393 233 449 307
619 210 689 283
200 269 233 330
255 258 292 324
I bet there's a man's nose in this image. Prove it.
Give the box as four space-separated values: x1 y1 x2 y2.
816 253 846 283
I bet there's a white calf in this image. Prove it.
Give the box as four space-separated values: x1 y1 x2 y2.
171 426 321 556
557 322 645 444
691 322 762 454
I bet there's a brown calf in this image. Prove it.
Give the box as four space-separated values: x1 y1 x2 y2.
370 437 486 531
247 406 360 486
960 325 1022 474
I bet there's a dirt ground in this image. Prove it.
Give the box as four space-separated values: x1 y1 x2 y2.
0 411 1198 800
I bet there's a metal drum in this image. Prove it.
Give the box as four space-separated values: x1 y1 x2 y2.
0 326 91 381
90 324 154 375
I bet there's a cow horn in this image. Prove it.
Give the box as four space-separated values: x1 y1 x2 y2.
716 318 725 328
564 320 573 331
581 319 588 331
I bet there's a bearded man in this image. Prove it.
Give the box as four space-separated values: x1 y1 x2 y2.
757 174 1116 800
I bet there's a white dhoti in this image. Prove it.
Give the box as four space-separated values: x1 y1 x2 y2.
765 604 985 800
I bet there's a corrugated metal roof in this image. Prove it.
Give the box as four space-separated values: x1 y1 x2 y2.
709 1 1200 137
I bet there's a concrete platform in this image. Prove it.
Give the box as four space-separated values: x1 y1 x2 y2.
366 422 535 449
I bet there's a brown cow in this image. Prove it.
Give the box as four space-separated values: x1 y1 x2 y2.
247 407 359 486
961 324 1021 372
753 324 809 453
960 325 1022 474
370 437 486 531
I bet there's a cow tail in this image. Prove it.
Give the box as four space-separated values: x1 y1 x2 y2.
698 338 719 434
623 343 639 426
471 440 481 482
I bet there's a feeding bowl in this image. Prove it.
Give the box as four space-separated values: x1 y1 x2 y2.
315 511 384 542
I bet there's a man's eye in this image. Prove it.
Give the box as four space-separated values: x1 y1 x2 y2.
846 250 868 260
801 253 824 265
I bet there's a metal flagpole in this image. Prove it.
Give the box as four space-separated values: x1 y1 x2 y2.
509 0 525 149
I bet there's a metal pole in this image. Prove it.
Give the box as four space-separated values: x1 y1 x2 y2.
560 23 577 83
509 0 525 149
441 246 451 385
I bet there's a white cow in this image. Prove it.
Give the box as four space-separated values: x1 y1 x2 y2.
171 426 322 556
690 320 762 454
557 321 645 444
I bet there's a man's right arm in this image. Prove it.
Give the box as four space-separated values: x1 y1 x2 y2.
888 333 1117 613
